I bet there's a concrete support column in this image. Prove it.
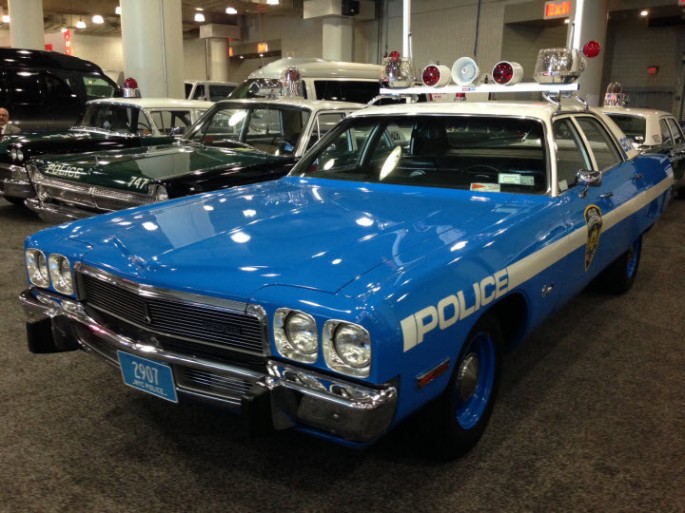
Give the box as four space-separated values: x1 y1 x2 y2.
8 0 44 50
120 0 184 98
567 0 609 107
209 38 229 82
322 16 353 61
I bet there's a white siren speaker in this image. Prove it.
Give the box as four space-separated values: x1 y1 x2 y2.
451 57 480 86
421 64 452 87
492 61 524 86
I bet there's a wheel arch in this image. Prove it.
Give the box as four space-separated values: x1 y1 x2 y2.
486 292 529 352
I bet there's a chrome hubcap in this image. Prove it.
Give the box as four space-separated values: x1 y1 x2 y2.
457 352 479 402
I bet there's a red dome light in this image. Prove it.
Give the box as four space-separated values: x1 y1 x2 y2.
492 62 514 85
422 65 440 86
583 40 601 58
123 77 139 89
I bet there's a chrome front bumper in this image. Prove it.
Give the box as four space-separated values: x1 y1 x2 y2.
20 288 398 444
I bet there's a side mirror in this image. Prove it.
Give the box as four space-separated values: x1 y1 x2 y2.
576 169 602 198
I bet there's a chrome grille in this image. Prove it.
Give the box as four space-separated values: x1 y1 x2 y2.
78 270 267 362
34 174 152 211
175 367 253 402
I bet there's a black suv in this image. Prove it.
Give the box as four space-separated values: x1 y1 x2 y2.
0 48 121 132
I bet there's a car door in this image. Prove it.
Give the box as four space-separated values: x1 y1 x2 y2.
553 114 641 295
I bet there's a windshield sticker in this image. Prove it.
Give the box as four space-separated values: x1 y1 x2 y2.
584 204 603 271
499 174 535 186
470 183 500 192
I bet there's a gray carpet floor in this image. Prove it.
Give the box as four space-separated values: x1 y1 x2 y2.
0 196 683 513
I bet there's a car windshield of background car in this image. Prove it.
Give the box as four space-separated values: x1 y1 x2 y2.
296 115 548 193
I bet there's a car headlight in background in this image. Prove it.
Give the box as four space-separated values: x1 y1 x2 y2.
151 184 169 202
10 147 24 162
25 249 50 288
274 308 318 363
48 254 73 295
323 320 371 378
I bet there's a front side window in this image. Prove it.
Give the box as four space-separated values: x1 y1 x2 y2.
665 117 684 146
574 116 622 170
660 118 673 146
553 118 592 192
296 115 547 193
149 110 193 134
184 103 310 155
81 74 118 100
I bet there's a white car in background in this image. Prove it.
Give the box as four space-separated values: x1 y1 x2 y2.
603 107 685 198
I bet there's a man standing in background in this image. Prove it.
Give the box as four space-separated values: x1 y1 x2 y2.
0 108 21 137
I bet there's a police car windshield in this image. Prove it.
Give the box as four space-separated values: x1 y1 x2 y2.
295 115 548 194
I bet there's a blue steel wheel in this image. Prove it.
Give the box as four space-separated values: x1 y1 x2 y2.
428 313 503 460
599 235 643 294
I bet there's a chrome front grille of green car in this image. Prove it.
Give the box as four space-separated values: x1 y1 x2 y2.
76 266 268 367
33 174 153 211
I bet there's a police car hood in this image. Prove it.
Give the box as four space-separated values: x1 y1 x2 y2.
75 177 523 298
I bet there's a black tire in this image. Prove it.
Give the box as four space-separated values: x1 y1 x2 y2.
426 313 503 460
598 235 642 294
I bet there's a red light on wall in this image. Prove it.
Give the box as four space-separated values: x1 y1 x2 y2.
63 29 72 56
544 0 572 19
647 66 659 76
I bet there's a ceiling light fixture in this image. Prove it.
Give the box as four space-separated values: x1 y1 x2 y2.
92 14 104 24
640 10 649 17
226 7 238 15
115 6 121 15
194 13 205 22
266 0 280 5
2 15 10 23
76 18 86 29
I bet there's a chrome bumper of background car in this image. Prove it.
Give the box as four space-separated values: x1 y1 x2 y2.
20 288 398 443
24 197 89 223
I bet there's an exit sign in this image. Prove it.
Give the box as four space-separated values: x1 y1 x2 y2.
544 0 572 19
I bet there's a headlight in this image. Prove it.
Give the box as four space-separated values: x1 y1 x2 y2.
48 254 73 295
273 308 318 363
152 184 169 202
25 249 50 288
10 148 17 161
323 321 371 378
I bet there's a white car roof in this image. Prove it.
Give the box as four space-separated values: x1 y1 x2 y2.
351 100 591 121
248 58 384 80
87 97 214 109
215 97 364 111
602 106 675 119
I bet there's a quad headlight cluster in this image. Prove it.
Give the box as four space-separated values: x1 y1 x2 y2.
10 147 24 163
25 249 74 295
274 308 372 378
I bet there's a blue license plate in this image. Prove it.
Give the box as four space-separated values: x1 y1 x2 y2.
117 351 178 403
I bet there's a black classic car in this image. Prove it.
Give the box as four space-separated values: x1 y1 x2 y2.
0 98 211 206
24 98 361 222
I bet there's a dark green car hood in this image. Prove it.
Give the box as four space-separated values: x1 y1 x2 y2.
32 144 286 193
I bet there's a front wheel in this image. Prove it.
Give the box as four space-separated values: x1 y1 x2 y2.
598 235 642 294
427 313 503 460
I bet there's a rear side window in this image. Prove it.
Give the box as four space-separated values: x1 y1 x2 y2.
606 114 646 144
313 81 379 103
208 85 235 101
8 72 42 104
665 117 684 145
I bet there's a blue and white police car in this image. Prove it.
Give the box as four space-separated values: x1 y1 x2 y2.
20 52 673 459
